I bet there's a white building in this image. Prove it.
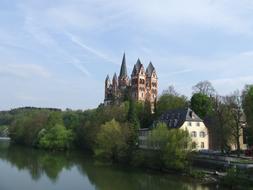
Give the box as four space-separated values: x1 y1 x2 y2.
138 108 209 151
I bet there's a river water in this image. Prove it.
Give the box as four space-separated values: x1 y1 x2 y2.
0 139 216 190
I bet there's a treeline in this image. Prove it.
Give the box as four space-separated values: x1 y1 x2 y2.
1 81 253 170
189 82 253 156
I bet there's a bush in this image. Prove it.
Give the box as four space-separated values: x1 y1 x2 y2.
148 123 191 171
38 124 74 150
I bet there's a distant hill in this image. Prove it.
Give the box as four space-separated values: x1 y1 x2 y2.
0 107 62 126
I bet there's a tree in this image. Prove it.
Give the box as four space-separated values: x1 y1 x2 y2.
148 123 191 170
242 85 253 146
127 99 140 130
211 95 233 152
38 124 74 150
156 91 188 117
162 85 179 96
192 81 215 96
190 93 213 118
95 119 133 162
46 112 64 129
141 100 153 128
225 91 244 157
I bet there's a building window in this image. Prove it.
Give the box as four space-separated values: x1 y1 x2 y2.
174 119 178 127
192 142 197 149
191 131 197 138
199 131 205 138
188 122 192 126
201 142 205 149
196 122 200 126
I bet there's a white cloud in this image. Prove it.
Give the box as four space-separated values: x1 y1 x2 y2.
66 32 118 65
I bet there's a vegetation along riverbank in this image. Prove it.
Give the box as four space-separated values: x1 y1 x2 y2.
1 81 253 189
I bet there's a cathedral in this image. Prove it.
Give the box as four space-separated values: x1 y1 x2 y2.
104 53 158 110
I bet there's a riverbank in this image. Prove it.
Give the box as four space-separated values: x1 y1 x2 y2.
0 140 216 190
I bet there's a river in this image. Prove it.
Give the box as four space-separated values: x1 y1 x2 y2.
0 139 216 190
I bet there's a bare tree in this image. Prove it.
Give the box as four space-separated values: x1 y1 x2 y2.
192 81 216 96
212 95 232 153
162 85 179 96
225 90 244 157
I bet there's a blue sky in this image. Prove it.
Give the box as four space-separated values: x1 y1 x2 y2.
1 0 253 111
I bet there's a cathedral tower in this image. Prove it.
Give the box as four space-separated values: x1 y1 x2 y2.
145 62 158 110
118 53 129 89
131 59 146 102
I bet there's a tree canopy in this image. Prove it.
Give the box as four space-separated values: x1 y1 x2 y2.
190 93 213 118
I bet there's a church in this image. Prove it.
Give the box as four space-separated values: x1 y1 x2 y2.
104 53 158 110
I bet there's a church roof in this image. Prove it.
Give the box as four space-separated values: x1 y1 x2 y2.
113 73 118 81
132 59 143 76
146 62 155 77
105 75 110 82
155 108 203 129
119 53 128 78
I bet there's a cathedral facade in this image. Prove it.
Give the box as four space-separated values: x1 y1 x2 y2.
104 53 158 110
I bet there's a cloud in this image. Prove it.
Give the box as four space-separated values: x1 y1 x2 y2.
65 32 118 65
70 58 92 77
160 69 194 78
0 64 51 79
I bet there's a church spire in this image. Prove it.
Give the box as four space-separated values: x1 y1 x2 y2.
119 53 128 78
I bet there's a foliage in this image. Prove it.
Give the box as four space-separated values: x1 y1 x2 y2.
128 99 140 130
224 91 244 156
221 167 253 189
147 123 191 170
242 85 253 146
190 93 213 118
38 124 74 150
9 110 48 146
208 96 233 152
95 119 134 163
156 93 188 117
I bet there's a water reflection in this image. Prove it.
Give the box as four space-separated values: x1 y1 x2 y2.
0 140 214 190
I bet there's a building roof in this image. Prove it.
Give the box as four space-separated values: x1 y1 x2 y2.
119 53 128 78
146 62 155 77
113 73 117 81
105 75 111 83
132 59 143 76
156 108 203 128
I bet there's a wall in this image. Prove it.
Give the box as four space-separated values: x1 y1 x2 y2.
180 121 209 150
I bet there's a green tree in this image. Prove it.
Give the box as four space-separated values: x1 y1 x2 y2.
242 85 253 146
9 111 48 146
128 99 140 130
190 93 213 118
38 124 74 150
95 119 132 162
46 112 63 129
156 92 188 117
148 123 191 170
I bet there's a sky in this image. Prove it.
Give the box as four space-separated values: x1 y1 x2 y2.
0 0 253 111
